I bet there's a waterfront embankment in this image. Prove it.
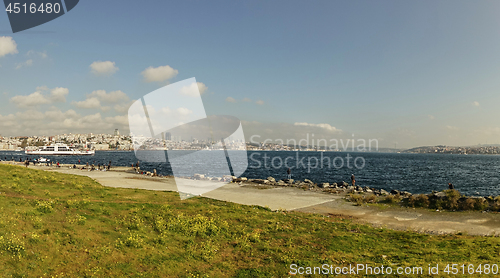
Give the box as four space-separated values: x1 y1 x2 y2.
5 160 500 236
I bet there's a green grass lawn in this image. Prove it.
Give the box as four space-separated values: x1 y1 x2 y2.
1 164 500 277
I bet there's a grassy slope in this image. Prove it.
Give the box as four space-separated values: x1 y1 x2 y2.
0 164 499 277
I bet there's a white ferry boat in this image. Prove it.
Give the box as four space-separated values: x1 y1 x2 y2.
25 143 95 156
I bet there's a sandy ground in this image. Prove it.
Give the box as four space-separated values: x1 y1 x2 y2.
7 161 500 236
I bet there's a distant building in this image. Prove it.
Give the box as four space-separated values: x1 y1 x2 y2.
165 132 171 141
114 129 120 136
93 144 109 151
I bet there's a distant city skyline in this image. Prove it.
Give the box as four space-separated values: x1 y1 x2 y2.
1 1 500 148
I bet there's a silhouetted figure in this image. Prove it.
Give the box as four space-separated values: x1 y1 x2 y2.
287 168 291 179
448 183 454 190
108 160 111 170
351 174 356 187
24 159 29 168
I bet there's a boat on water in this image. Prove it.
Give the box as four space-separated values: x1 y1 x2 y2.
37 157 50 162
25 143 95 156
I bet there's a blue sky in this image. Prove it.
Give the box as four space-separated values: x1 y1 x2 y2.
1 0 500 148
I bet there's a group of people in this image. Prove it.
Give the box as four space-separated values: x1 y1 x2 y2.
23 158 55 167
80 161 112 171
20 157 111 171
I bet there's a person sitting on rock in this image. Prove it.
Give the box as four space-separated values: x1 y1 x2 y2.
448 183 454 189
351 174 356 187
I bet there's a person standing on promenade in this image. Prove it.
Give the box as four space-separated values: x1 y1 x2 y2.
287 168 291 179
24 159 29 168
351 174 356 187
108 161 111 170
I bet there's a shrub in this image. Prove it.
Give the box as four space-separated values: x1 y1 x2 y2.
364 195 377 203
444 189 461 210
491 196 500 211
382 194 401 204
416 194 429 208
460 198 475 210
349 194 364 206
474 198 488 211
409 194 429 208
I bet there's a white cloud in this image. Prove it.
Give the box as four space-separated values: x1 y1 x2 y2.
90 61 119 76
10 91 50 107
72 97 101 109
256 100 265 105
446 125 459 131
50 87 69 102
17 110 45 121
114 101 134 113
180 82 201 97
141 65 178 82
472 101 480 107
71 90 130 111
428 115 435 120
0 36 18 58
242 98 252 102
294 122 339 132
176 107 192 116
26 50 48 59
0 114 16 127
88 90 129 103
105 115 129 126
9 86 69 107
226 97 237 103
44 107 78 121
15 59 33 69
475 127 500 136
0 107 131 136
197 82 208 94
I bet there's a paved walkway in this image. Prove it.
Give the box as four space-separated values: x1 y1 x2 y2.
22 164 500 236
